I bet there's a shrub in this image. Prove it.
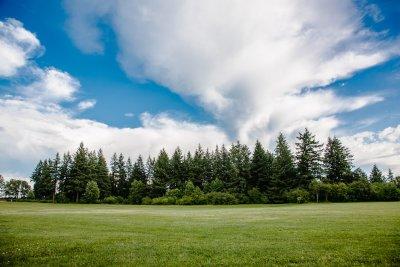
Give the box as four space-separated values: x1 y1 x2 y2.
235 193 250 204
84 181 100 203
176 196 195 205
207 178 224 193
166 188 183 198
129 180 146 204
183 181 203 197
371 182 400 201
347 180 371 201
142 197 152 205
152 196 176 205
103 196 119 204
247 188 268 204
205 192 238 205
285 188 309 203
330 183 348 202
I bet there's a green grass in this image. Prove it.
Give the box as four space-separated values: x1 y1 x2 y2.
0 202 399 266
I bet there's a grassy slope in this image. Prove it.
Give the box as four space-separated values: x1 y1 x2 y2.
0 202 399 266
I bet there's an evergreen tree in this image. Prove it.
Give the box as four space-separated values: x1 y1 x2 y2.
84 181 100 203
50 153 61 203
70 142 90 202
152 149 170 197
323 137 353 183
295 128 323 188
370 164 384 183
192 145 206 188
249 140 273 193
271 133 297 202
131 155 147 184
109 153 119 196
218 144 235 191
59 153 73 200
117 153 129 198
145 156 155 184
229 141 251 194
387 169 394 182
170 147 185 189
32 160 54 200
96 149 111 199
129 180 146 204
352 167 368 181
126 157 133 183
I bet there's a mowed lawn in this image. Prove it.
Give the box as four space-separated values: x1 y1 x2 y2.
0 202 399 266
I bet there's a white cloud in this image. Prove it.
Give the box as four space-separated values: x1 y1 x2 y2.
64 0 399 146
20 67 81 103
0 98 229 179
0 18 42 77
342 125 400 174
78 99 96 111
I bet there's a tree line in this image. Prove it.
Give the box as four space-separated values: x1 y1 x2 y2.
27 129 400 204
0 175 32 199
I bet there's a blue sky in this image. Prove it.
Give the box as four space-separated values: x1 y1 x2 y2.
0 0 399 178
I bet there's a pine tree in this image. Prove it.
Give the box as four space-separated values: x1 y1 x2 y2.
229 141 251 194
96 149 111 199
51 153 61 203
59 153 73 200
352 167 368 181
117 153 129 198
192 145 206 188
295 128 323 188
170 147 185 189
131 155 147 184
323 137 353 183
249 140 273 193
152 149 170 197
387 169 394 182
218 144 235 191
126 157 133 183
70 142 90 202
110 153 119 196
370 164 384 183
271 133 297 202
32 160 54 200
145 156 155 184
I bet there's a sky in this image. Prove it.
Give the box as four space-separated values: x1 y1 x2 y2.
0 0 399 180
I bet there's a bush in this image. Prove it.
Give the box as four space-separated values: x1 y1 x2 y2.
129 180 146 204
371 182 400 201
103 196 119 204
165 188 183 198
84 181 100 203
176 196 195 205
142 197 152 205
151 196 176 205
204 178 224 193
330 183 348 202
183 181 203 197
235 193 250 204
285 188 309 203
247 188 268 204
347 180 371 201
205 192 238 205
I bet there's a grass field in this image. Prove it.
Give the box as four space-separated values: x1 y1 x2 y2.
0 202 399 266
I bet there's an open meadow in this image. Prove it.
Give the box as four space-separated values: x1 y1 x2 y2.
0 202 399 266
